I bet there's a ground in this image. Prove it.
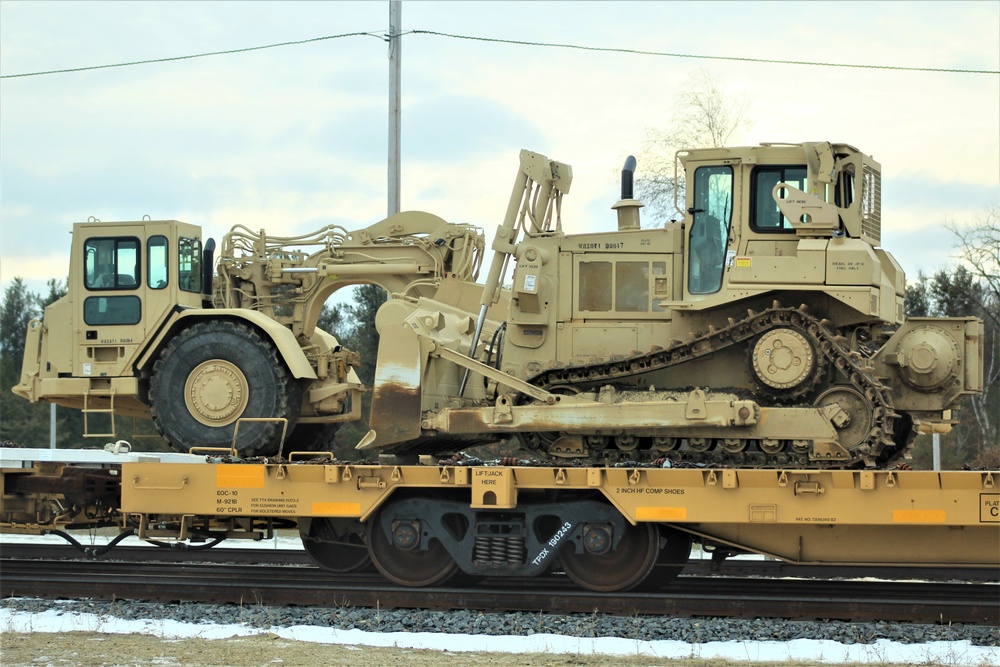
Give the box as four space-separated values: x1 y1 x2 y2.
0 632 963 667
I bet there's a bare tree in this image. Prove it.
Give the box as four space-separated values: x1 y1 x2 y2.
634 69 752 226
945 205 1000 465
947 204 1000 326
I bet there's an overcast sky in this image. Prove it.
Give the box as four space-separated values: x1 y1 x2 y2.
1 1 998 300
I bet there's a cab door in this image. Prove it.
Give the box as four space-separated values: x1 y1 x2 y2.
74 221 203 380
77 230 146 379
685 164 735 296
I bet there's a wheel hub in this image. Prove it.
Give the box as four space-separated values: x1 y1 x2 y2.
391 521 420 550
583 525 612 555
367 504 463 587
185 359 250 426
557 521 660 592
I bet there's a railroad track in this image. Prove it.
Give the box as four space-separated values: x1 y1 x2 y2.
2 549 996 625
3 543 997 582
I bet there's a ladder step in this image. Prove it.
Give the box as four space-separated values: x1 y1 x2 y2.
83 387 117 438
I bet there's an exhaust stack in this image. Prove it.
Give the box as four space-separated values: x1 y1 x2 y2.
612 155 643 230
201 237 216 307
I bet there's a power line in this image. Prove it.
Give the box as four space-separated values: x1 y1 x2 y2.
2 27 997 80
0 32 383 79
409 30 1000 75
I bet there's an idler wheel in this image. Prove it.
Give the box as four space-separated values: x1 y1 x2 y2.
750 328 816 391
815 386 874 451
556 521 660 592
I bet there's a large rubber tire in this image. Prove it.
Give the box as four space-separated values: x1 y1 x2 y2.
149 320 301 457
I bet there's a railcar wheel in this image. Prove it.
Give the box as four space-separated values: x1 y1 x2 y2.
366 502 464 587
149 320 301 457
557 521 660 592
300 518 371 573
635 526 693 590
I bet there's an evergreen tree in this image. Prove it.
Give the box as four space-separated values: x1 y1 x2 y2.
903 272 929 317
316 302 344 335
340 284 387 387
332 284 387 458
0 278 46 445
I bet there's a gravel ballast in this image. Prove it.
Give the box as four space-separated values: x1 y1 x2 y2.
4 597 997 647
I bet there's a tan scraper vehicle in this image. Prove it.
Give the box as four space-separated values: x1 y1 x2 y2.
13 214 484 456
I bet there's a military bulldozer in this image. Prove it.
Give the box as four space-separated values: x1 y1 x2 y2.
13 214 484 456
359 143 984 468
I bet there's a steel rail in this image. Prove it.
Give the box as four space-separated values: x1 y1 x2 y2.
1 557 996 625
3 543 997 582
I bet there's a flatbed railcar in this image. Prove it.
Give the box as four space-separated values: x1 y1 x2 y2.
2 447 997 592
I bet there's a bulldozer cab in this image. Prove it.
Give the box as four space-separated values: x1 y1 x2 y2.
677 143 899 324
70 220 205 380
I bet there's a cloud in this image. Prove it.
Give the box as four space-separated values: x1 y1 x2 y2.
881 221 965 280
884 177 1000 213
402 95 546 162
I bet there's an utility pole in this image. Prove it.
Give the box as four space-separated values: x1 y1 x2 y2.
388 0 402 217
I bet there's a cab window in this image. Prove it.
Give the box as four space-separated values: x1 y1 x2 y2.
688 165 733 295
578 261 612 311
148 236 169 289
836 166 855 208
84 296 141 326
85 238 140 290
178 236 202 293
751 166 807 231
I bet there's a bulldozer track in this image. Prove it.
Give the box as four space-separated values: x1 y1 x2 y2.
525 302 907 469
